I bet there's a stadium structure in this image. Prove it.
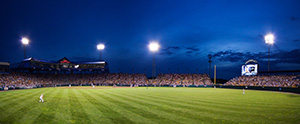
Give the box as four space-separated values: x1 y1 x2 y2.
10 57 109 74
0 62 10 73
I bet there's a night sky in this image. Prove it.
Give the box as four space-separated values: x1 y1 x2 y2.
0 0 300 79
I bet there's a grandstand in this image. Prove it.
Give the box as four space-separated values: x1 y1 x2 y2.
0 72 213 89
154 73 212 86
224 74 300 87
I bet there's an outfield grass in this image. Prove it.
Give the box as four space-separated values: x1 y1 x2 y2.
0 87 299 124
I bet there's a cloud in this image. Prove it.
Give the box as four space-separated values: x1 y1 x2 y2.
195 52 202 56
210 49 300 64
186 47 200 51
159 46 181 55
293 39 299 42
169 46 180 49
185 46 200 55
185 51 193 54
290 16 298 21
160 46 202 56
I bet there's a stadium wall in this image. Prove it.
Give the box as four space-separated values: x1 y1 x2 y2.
1 85 299 94
216 85 300 94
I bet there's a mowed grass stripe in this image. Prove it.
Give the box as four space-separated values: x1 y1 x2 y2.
74 89 114 124
89 89 184 124
144 88 263 106
142 88 268 108
53 89 72 123
123 89 274 115
0 89 34 100
22 88 61 124
79 89 137 124
129 88 294 114
158 88 300 117
64 89 92 124
157 88 297 123
152 88 300 123
98 89 201 124
169 88 299 108
101 89 235 123
0 88 55 123
111 88 282 123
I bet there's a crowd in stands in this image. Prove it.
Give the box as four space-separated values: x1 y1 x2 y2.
2 73 299 89
152 74 213 86
224 74 300 87
0 73 212 89
0 73 149 88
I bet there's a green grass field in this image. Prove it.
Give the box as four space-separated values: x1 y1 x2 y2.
0 87 299 124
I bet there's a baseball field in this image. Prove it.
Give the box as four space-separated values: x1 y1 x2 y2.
0 87 299 124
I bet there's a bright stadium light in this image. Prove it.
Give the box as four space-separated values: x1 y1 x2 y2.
265 34 274 45
97 44 105 50
264 33 275 72
97 44 105 60
21 37 30 59
148 42 160 52
21 37 29 45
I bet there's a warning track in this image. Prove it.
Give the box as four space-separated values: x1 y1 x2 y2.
57 86 131 89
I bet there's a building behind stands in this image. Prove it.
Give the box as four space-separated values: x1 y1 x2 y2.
10 57 109 74
0 62 10 73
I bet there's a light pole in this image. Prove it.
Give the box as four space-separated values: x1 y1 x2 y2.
148 42 160 77
208 54 212 77
21 37 29 59
97 44 105 60
264 34 274 72
148 42 160 89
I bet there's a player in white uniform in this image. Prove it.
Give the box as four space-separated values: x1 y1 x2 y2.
39 94 44 103
243 89 245 94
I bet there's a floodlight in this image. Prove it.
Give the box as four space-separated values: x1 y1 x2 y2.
148 42 160 52
21 37 29 45
264 34 274 45
97 44 105 50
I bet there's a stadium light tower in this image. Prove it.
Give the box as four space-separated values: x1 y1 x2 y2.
148 42 160 79
21 37 30 59
264 34 274 72
97 44 105 60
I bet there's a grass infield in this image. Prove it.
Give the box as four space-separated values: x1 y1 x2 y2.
0 86 299 124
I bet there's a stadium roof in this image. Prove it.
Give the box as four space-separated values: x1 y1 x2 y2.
22 57 106 65
0 62 10 66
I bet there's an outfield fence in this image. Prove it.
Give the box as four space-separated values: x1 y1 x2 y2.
215 85 300 94
1 84 299 94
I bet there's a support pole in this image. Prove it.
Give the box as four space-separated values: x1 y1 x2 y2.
214 65 216 85
99 50 102 61
24 45 26 59
152 53 156 78
268 45 270 72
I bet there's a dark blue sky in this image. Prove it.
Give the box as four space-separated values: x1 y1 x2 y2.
0 0 300 79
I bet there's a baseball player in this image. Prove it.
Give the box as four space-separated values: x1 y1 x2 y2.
39 94 44 103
